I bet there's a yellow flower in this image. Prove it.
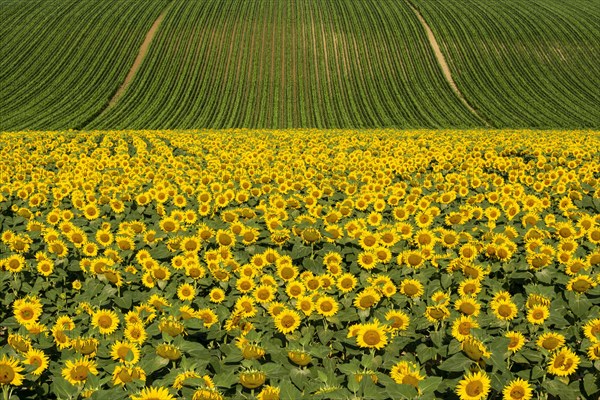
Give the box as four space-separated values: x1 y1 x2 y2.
547 347 580 376
23 348 49 375
257 385 280 400
288 350 312 366
112 365 146 386
566 275 596 293
492 300 518 321
110 341 141 365
452 316 480 342
455 371 491 400
424 306 450 323
502 378 533 400
385 310 410 332
239 370 266 389
583 318 600 342
91 309 120 335
4 254 26 273
400 279 424 298
61 357 98 386
0 355 25 386
177 283 196 301
273 309 301 334
536 332 565 352
462 336 491 361
587 343 600 361
355 320 388 350
455 297 481 316
527 305 550 325
130 386 176 400
315 296 339 317
353 288 381 310
13 296 43 326
336 273 357 293
156 343 182 361
390 361 423 389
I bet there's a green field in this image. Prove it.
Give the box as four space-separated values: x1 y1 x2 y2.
1 0 597 130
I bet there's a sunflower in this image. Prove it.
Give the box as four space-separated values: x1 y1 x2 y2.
111 341 141 365
288 350 312 366
112 365 146 386
566 275 596 293
455 371 491 400
400 279 424 298
390 360 423 389
4 254 26 273
547 347 580 376
492 300 518 321
312 295 337 317
385 310 410 332
239 370 266 389
336 273 357 293
356 320 388 350
253 285 276 303
277 262 299 281
124 323 147 345
502 378 533 400
71 337 99 357
353 288 381 310
527 305 550 325
425 306 450 323
452 316 480 342
177 283 196 301
23 348 49 375
13 297 43 326
285 281 305 298
8 333 31 353
458 279 481 296
296 295 315 316
257 385 280 400
0 355 25 386
462 336 491 361
455 297 481 316
91 309 120 335
274 309 301 334
61 357 98 386
156 343 182 361
209 288 226 303
583 318 600 342
536 332 565 352
130 386 176 400
357 251 378 270
587 343 600 361
158 317 185 337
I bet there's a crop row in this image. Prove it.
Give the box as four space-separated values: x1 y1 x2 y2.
87 0 481 129
0 0 168 131
411 0 600 128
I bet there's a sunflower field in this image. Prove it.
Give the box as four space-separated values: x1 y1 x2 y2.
0 129 599 400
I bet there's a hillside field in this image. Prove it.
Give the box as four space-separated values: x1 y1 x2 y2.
0 0 598 130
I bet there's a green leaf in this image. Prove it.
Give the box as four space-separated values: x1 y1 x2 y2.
545 379 580 399
291 243 312 260
489 337 510 373
438 353 473 372
583 373 599 397
280 378 303 399
419 376 442 394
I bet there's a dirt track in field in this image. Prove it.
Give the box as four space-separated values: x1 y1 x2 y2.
405 1 489 126
107 7 169 108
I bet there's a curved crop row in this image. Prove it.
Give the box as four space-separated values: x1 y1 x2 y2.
411 0 600 128
88 0 481 129
0 0 168 131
